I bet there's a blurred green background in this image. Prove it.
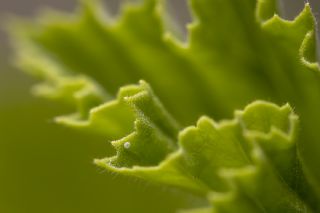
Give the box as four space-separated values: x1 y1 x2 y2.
0 0 319 212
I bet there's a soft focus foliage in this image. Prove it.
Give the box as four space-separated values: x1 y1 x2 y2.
9 0 320 212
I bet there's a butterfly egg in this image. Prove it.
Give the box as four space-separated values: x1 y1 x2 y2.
124 142 131 149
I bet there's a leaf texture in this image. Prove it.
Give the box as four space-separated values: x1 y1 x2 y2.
10 0 320 212
96 100 314 212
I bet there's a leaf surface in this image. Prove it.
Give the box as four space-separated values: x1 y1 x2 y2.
10 0 320 212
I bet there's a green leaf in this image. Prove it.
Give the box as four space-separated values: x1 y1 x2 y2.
96 101 315 212
9 0 320 212
256 0 278 22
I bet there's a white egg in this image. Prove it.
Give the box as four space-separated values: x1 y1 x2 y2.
124 142 131 149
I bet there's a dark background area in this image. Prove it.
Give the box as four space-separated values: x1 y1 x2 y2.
0 1 319 213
